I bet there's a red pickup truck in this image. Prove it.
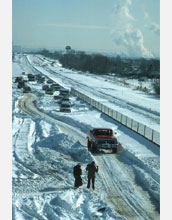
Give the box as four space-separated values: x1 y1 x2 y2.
87 128 118 153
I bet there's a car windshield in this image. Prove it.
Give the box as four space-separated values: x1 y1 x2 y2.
61 104 70 107
94 129 112 135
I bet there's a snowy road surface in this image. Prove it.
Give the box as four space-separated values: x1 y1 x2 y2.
26 55 160 132
12 53 160 220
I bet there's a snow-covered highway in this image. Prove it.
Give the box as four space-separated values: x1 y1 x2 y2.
12 53 160 220
19 92 159 220
27 55 160 132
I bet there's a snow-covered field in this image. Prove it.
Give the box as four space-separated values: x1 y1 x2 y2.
12 53 160 220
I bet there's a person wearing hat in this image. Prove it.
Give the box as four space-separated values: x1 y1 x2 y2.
86 161 98 190
73 163 82 188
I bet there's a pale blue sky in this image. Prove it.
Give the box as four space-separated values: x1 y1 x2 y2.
12 0 160 58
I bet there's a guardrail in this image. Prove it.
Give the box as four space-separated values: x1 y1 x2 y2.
71 88 160 146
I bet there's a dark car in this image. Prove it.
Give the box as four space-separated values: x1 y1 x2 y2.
28 75 35 81
54 95 60 100
45 88 54 95
27 73 33 78
60 102 71 112
47 79 54 84
59 97 71 104
23 86 31 93
37 77 45 83
17 81 25 88
51 83 60 91
59 88 70 96
15 76 23 83
42 85 49 90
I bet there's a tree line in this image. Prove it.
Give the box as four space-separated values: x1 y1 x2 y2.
37 49 160 79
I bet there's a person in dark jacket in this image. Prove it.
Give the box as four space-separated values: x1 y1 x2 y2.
86 161 98 190
73 163 82 188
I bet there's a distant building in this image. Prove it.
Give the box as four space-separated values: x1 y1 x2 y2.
65 46 75 54
65 46 71 53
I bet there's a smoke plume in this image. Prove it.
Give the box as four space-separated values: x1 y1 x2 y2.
111 0 154 58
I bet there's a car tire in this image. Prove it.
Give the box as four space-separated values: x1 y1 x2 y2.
112 148 117 153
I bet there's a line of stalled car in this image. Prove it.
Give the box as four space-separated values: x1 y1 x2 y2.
14 72 72 113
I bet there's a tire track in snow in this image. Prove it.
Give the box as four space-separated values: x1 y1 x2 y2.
13 185 74 199
25 55 160 124
94 154 159 220
12 114 46 179
18 94 159 220
19 94 87 146
95 160 140 219
42 63 160 122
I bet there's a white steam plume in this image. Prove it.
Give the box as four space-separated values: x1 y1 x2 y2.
144 12 160 36
111 0 154 58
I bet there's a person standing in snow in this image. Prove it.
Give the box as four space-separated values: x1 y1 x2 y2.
73 163 83 188
86 161 98 190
